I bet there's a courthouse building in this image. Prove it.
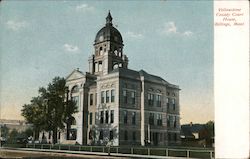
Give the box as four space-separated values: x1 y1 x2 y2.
41 12 181 146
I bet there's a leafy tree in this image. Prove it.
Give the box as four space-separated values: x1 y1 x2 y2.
1 125 9 140
22 77 78 144
8 129 18 143
21 97 47 140
205 120 214 137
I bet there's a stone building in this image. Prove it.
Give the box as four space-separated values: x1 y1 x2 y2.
41 12 181 146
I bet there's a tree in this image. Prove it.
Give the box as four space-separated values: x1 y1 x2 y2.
8 129 18 144
205 120 214 137
22 77 78 144
1 125 9 141
21 97 47 140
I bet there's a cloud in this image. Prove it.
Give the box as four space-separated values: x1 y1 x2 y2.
63 44 79 52
6 20 28 31
163 22 177 34
183 31 193 36
126 31 144 39
76 4 94 12
162 21 193 37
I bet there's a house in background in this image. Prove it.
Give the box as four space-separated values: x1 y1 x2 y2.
180 122 214 147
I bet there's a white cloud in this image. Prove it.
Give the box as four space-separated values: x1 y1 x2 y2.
126 31 144 39
163 21 177 34
63 44 79 52
162 21 193 37
6 20 28 31
183 31 193 36
76 4 94 12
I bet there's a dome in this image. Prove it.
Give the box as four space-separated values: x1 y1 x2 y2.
94 12 123 45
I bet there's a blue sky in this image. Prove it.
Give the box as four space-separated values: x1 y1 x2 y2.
0 1 213 124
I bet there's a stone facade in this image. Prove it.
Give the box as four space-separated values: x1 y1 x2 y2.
40 12 180 146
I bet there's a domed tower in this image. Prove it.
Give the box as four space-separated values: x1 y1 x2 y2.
88 11 128 75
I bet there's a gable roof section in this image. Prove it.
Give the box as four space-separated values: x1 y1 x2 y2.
66 69 85 81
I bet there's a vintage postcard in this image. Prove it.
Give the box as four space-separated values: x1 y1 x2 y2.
0 1 249 158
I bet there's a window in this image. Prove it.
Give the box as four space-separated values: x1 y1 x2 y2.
148 93 154 106
172 99 176 110
169 116 173 128
110 130 113 140
98 62 102 71
95 93 97 105
99 130 103 140
111 89 115 102
167 98 170 110
70 117 76 125
174 116 177 128
89 130 93 139
105 110 109 124
58 132 61 139
132 131 136 141
149 113 154 125
95 112 97 123
95 62 98 72
89 112 93 125
124 130 128 140
124 111 128 124
132 112 136 125
174 133 177 141
49 132 51 139
68 129 77 140
123 90 128 104
99 47 103 55
111 110 114 123
106 90 109 103
90 94 93 106
100 111 104 124
168 133 171 141
167 116 170 126
71 85 79 93
157 114 162 126
72 96 79 110
101 91 105 103
131 92 135 104
156 95 161 107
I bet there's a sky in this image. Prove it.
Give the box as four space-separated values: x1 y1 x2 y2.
0 1 213 124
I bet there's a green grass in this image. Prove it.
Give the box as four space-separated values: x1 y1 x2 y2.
190 151 213 159
80 146 91 151
91 146 104 152
25 144 214 158
118 147 131 154
133 148 148 155
168 149 187 157
150 148 166 156
2 143 26 148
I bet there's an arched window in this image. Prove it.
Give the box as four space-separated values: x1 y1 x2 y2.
113 63 119 69
70 117 76 125
71 85 79 93
99 47 103 55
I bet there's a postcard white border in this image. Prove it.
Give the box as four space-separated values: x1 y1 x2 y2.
214 1 249 158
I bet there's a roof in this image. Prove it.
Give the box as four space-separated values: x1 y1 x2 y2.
94 12 123 45
109 67 179 88
181 124 206 136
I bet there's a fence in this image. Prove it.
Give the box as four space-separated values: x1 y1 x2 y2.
25 144 214 159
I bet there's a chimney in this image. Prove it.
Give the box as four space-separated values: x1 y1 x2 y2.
190 122 193 127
